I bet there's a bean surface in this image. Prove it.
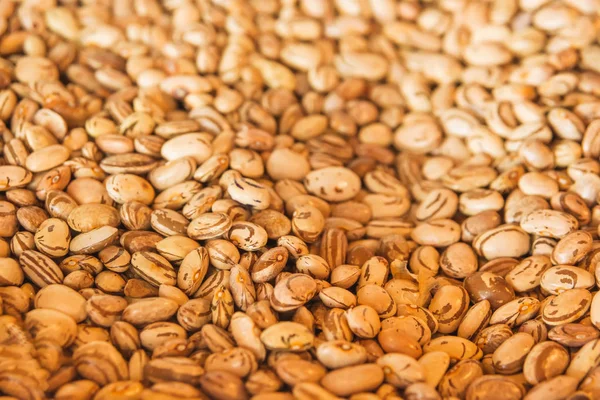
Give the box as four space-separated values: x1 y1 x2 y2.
0 2 597 399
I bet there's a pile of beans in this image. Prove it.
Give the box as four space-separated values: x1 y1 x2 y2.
3 0 600 399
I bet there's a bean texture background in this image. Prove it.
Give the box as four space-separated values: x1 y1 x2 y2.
3 1 600 400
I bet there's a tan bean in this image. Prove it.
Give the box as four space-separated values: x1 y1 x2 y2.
461 211 502 243
122 297 179 326
473 224 531 259
457 300 492 341
378 329 422 358
271 274 317 312
320 364 384 397
440 242 478 279
34 284 87 322
316 340 368 369
304 167 361 202
292 205 325 243
521 209 579 239
150 209 189 237
492 332 535 375
424 336 483 362
357 256 389 289
548 324 600 348
475 324 514 355
86 294 128 327
345 305 381 338
100 153 158 175
542 289 592 326
105 174 155 205
0 165 33 191
54 380 100 400
34 217 70 257
382 315 431 346
223 171 271 211
439 360 483 398
319 287 357 309
551 230 593 265
566 339 600 382
466 375 526 400
540 266 595 295
211 285 234 329
506 255 552 293
428 285 470 334
69 226 119 254
0 258 24 286
417 351 450 388
19 250 63 288
72 341 129 385
356 284 396 318
120 201 152 231
228 221 268 251
98 246 131 273
411 219 461 247
527 375 578 400
260 322 314 352
490 297 541 328
131 251 176 287
67 204 120 233
251 246 289 283
523 341 570 385
25 144 70 173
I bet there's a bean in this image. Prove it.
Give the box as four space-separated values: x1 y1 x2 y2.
566 339 600 382
320 364 384 397
541 288 592 326
130 251 176 287
105 174 155 205
34 218 70 257
316 340 368 369
439 360 483 398
523 341 570 385
440 242 478 279
490 297 541 328
121 297 179 326
492 332 535 375
520 375 578 400
424 336 483 362
549 324 600 347
551 230 593 265
377 353 425 389
345 305 381 338
411 219 461 247
520 209 579 239
457 300 492 341
473 224 531 259
72 342 129 385
428 285 470 334
418 351 450 387
19 250 63 288
260 322 314 352
86 294 128 328
540 266 595 295
505 255 552 293
466 375 526 400
69 226 119 255
270 274 317 312
228 221 269 251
